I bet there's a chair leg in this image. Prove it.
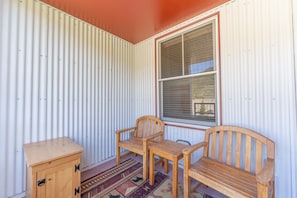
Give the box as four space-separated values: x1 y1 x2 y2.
116 146 120 165
184 172 190 198
272 181 275 198
143 153 148 180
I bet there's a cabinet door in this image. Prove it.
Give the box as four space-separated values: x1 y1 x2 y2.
36 159 81 198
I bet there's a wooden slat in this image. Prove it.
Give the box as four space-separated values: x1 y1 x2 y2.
152 121 156 141
145 119 149 136
218 131 225 162
226 131 232 165
267 140 275 159
142 120 145 137
256 140 262 174
244 135 251 171
203 132 210 157
235 133 242 168
211 132 217 159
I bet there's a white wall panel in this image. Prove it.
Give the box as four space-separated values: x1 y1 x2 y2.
134 0 297 197
0 0 135 197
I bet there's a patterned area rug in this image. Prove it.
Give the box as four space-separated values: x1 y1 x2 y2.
81 158 209 198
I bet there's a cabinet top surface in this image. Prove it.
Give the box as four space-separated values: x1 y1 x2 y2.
23 137 83 166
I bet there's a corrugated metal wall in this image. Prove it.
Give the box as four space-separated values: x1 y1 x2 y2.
0 0 135 197
134 0 297 197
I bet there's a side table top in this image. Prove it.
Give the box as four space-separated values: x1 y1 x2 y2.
23 137 83 167
150 140 188 157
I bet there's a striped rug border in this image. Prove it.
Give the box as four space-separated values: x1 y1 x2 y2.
81 158 142 195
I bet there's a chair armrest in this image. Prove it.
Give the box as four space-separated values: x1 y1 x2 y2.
116 127 136 135
256 158 275 185
183 141 208 171
142 131 164 142
182 142 208 156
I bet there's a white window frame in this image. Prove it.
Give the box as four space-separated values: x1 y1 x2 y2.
156 15 221 127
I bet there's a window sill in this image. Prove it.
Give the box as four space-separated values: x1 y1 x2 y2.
163 121 211 131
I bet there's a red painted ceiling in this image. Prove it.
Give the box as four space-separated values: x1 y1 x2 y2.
41 0 229 44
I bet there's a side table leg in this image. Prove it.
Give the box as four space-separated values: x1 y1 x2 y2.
172 158 178 198
149 150 155 185
164 159 169 173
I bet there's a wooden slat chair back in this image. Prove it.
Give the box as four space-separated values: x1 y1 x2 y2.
183 125 275 198
133 116 164 143
116 115 165 180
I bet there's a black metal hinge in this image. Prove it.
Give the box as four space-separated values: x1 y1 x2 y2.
74 163 80 172
37 178 46 187
74 187 80 195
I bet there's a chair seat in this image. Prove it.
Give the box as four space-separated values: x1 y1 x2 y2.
189 157 257 198
118 138 144 155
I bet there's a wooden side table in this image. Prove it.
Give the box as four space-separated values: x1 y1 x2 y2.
149 140 188 198
23 137 83 198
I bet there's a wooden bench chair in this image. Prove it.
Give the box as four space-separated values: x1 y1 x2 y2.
116 115 165 180
183 125 275 198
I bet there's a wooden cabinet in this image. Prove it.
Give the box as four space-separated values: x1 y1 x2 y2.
23 137 83 198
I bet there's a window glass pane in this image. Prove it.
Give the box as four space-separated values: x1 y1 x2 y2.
161 36 182 78
184 24 214 75
161 74 216 123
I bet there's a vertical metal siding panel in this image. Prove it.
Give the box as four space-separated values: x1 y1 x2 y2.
52 9 59 139
31 1 40 142
57 12 65 137
46 6 53 140
63 14 70 138
102 31 107 161
292 0 297 196
106 33 111 159
23 0 33 145
0 0 8 194
73 19 79 142
82 22 87 164
98 30 103 161
93 28 99 163
8 0 19 196
90 26 95 164
68 17 75 140
110 36 115 157
17 0 27 193
68 19 73 139
39 3 48 141
0 1 11 197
